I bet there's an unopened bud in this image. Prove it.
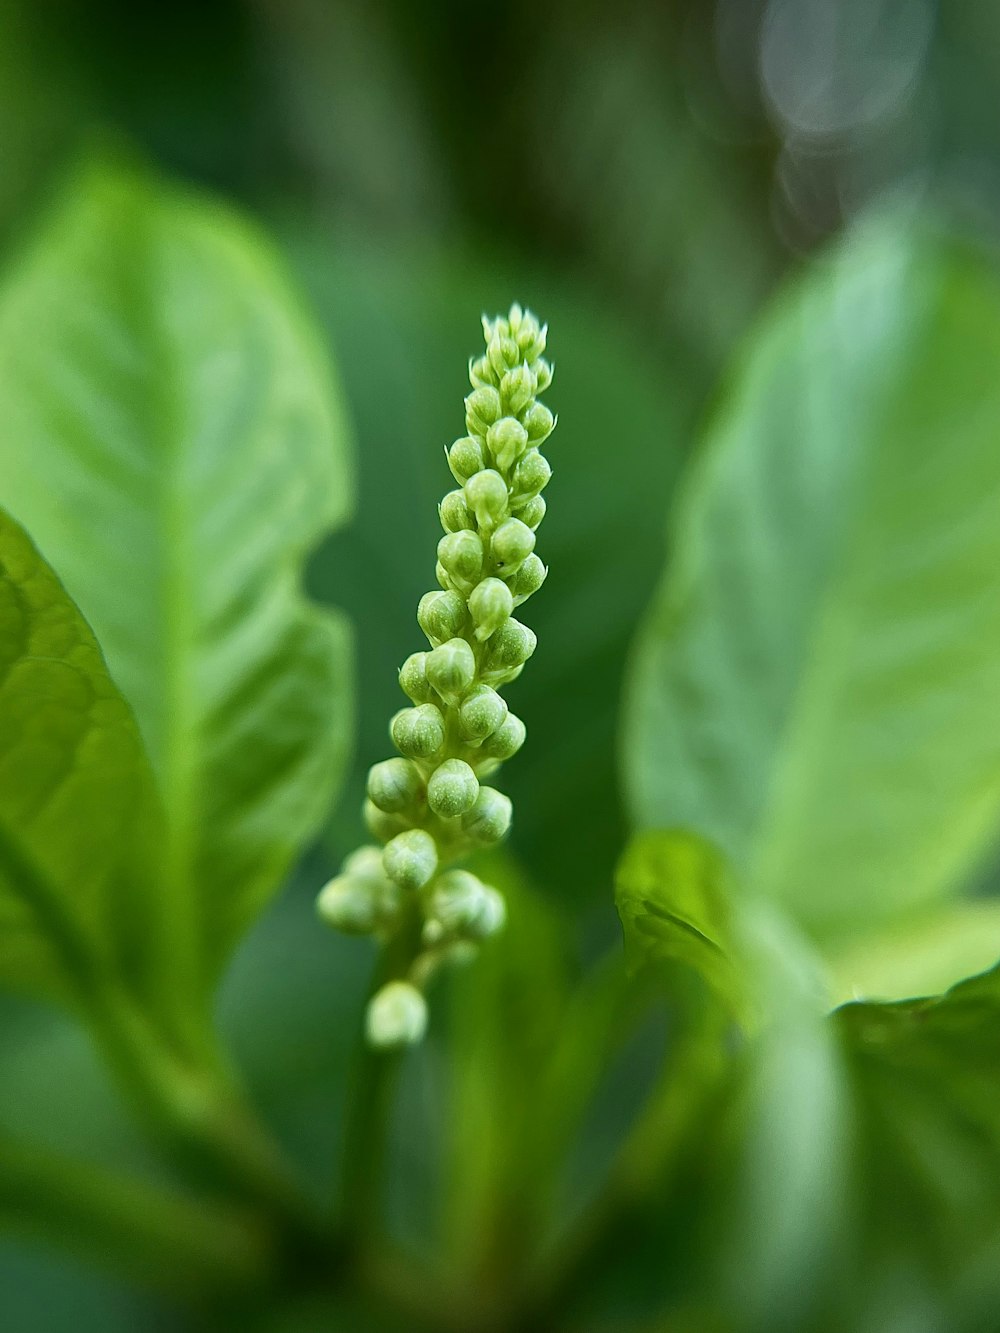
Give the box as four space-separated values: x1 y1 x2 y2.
366 981 428 1048
417 589 467 645
481 712 527 761
486 416 530 472
364 798 408 843
491 518 536 571
383 829 438 890
500 365 536 417
424 869 491 940
508 554 547 604
519 495 546 530
534 359 553 393
448 436 485 484
367 758 422 814
523 402 555 444
487 332 518 379
465 385 502 436
399 651 433 704
316 873 380 934
469 577 513 641
482 619 536 682
464 469 508 528
437 530 484 588
440 489 474 533
458 684 508 741
468 355 495 390
391 704 446 759
461 786 513 845
426 637 476 701
511 450 551 502
427 758 480 818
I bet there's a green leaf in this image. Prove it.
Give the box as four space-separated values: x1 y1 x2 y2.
624 217 1000 959
0 510 164 1011
0 161 354 990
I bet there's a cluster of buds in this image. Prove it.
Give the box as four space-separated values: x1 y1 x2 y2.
317 304 555 1048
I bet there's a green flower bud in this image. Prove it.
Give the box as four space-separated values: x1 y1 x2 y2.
482 619 537 683
317 873 380 934
437 530 484 589
487 332 518 380
508 554 547 604
439 488 474 533
486 416 530 472
465 385 502 437
399 651 433 704
464 469 508 528
469 576 513 641
474 886 507 937
383 828 438 890
461 786 513 845
511 450 552 502
367 758 423 814
507 301 524 332
518 495 546 530
468 355 496 389
426 637 476 701
391 704 446 759
500 365 536 417
517 320 547 361
480 712 527 761
417 589 467 645
427 758 479 818
491 518 536 571
448 436 485 484
523 402 555 444
458 684 508 741
364 798 409 843
534 358 553 393
423 869 492 942
366 980 428 1048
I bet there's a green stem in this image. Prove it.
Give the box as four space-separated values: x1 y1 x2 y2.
0 1133 274 1298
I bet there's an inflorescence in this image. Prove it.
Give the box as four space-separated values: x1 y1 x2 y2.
317 304 555 1048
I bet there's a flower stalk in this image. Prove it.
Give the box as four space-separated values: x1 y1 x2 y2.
318 304 555 1045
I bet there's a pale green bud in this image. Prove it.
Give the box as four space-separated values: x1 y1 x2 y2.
486 416 530 471
399 651 433 704
487 332 518 380
480 712 527 761
417 589 467 645
316 873 380 934
423 869 492 941
367 758 423 814
364 798 409 843
465 385 502 437
500 365 536 417
464 469 508 528
468 355 496 389
491 518 536 571
508 554 547 604
437 530 484 588
469 576 513 641
519 495 546 530
524 403 555 446
427 758 479 818
383 828 438 890
482 619 536 682
507 301 524 332
440 488 474 533
458 684 508 741
461 786 513 845
517 320 547 362
475 886 507 937
511 450 551 502
534 359 553 393
391 704 445 759
426 637 476 701
342 845 388 881
366 981 428 1048
448 436 485 484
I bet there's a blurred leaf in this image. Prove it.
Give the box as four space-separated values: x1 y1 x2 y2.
624 217 1000 964
287 230 687 904
615 830 742 1018
0 511 165 1015
0 160 354 992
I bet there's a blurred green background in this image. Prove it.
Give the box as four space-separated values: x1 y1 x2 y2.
4 0 1000 1328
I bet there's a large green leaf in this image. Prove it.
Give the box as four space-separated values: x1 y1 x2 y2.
0 162 354 991
0 510 165 1011
624 218 1000 958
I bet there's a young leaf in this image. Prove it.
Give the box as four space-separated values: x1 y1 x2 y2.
0 510 165 1012
624 218 1000 954
0 161 354 992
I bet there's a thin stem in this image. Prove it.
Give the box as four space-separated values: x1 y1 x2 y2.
0 1133 274 1298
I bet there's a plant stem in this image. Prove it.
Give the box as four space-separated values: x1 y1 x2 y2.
0 1133 274 1297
